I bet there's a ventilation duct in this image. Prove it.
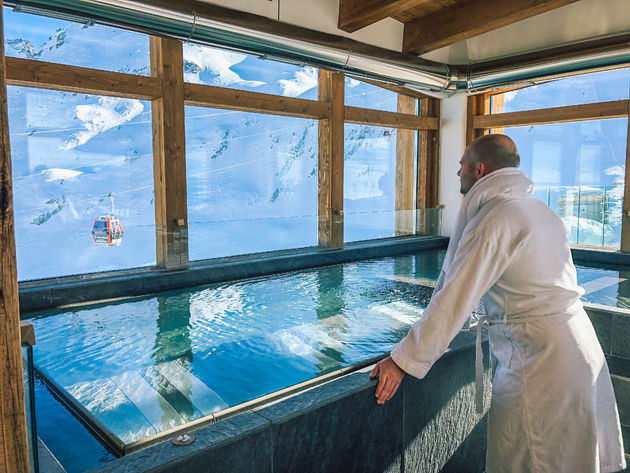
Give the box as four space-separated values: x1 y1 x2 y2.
464 38 630 93
7 0 630 95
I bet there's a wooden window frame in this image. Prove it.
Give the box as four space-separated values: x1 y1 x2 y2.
468 87 630 251
1 4 30 472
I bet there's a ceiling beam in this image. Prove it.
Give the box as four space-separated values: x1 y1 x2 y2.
338 0 428 32
403 0 581 55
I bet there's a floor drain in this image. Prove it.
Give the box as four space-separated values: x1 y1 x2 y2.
171 433 195 446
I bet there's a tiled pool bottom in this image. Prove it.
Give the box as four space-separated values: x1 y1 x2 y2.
29 248 630 471
31 251 444 457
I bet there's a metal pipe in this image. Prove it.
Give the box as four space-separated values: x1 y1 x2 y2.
463 45 630 93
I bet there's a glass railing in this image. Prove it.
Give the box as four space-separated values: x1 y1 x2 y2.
415 208 443 237
344 208 442 243
21 321 39 473
184 207 443 256
534 185 623 249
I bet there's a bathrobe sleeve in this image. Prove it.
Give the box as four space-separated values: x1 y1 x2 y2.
390 224 515 379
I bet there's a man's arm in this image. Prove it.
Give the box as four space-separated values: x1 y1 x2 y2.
372 226 513 403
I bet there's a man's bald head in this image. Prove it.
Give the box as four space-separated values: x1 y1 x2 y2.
457 134 520 194
468 134 520 173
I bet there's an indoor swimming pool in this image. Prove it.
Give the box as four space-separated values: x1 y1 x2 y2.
28 247 630 460
30 250 444 453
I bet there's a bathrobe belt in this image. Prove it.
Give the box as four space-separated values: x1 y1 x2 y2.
474 308 579 414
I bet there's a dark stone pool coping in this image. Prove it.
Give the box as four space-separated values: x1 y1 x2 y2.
19 236 448 315
582 303 630 463
583 302 630 360
571 247 630 269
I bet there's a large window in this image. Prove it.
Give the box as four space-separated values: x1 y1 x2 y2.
5 9 156 280
8 87 155 280
183 41 317 99
5 8 439 280
4 8 150 74
471 68 630 250
186 107 318 259
344 124 399 242
490 119 627 247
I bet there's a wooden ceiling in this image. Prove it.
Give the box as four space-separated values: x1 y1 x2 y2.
338 0 582 55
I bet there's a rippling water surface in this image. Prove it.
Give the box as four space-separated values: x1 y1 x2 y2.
32 251 444 445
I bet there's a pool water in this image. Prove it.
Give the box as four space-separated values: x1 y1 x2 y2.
31 251 444 450
576 264 630 309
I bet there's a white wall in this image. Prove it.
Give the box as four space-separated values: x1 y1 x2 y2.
438 94 468 238
201 0 404 51
424 0 630 64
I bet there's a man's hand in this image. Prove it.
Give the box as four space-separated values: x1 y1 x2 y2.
370 356 406 404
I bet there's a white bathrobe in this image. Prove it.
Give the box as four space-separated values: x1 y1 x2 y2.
390 168 626 473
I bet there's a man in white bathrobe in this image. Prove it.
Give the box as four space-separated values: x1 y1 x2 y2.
370 134 626 473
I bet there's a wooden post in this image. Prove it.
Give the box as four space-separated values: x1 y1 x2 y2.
395 94 416 236
621 101 630 252
150 37 189 268
417 97 440 234
466 93 489 145
0 2 30 471
489 92 505 135
318 70 344 248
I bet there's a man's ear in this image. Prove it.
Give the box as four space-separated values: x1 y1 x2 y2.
476 161 486 177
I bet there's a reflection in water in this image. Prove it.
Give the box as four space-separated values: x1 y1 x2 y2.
617 270 630 310
315 266 347 371
153 294 194 427
415 250 443 282
394 256 413 278
154 294 193 364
